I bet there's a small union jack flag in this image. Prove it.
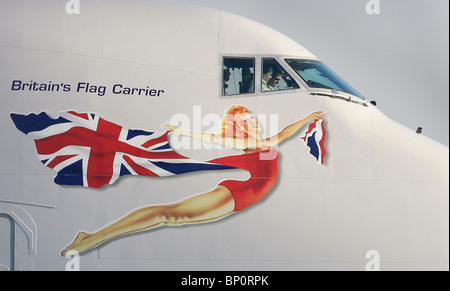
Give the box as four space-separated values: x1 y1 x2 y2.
10 111 234 188
300 119 327 165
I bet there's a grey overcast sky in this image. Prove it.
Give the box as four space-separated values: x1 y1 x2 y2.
174 0 449 146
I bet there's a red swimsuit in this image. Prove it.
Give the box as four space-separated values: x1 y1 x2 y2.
209 149 279 211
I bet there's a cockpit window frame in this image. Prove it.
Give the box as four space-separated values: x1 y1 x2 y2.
221 55 305 98
285 58 365 100
222 57 256 97
261 58 300 93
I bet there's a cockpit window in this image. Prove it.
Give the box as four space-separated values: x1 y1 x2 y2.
262 58 299 92
285 59 364 99
223 58 255 96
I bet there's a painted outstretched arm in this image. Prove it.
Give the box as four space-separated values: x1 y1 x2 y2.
163 110 324 150
263 111 325 147
163 124 257 150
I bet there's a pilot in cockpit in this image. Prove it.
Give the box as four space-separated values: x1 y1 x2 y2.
267 68 283 91
241 66 254 93
261 65 273 91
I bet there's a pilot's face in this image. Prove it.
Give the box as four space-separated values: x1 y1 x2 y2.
269 74 282 87
263 71 273 82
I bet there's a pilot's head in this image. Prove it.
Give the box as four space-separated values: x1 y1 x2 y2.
262 66 273 82
268 72 283 88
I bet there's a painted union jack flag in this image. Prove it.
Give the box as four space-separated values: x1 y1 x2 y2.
300 119 327 165
10 111 234 188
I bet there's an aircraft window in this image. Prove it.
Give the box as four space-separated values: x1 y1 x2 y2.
223 58 255 96
261 58 300 92
285 59 364 99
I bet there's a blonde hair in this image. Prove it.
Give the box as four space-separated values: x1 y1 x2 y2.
216 105 250 138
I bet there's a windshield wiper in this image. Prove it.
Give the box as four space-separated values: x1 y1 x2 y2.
309 92 368 107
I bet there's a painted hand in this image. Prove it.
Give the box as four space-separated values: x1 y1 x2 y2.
162 123 182 134
309 111 325 121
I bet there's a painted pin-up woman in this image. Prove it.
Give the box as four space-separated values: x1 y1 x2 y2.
61 105 324 256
